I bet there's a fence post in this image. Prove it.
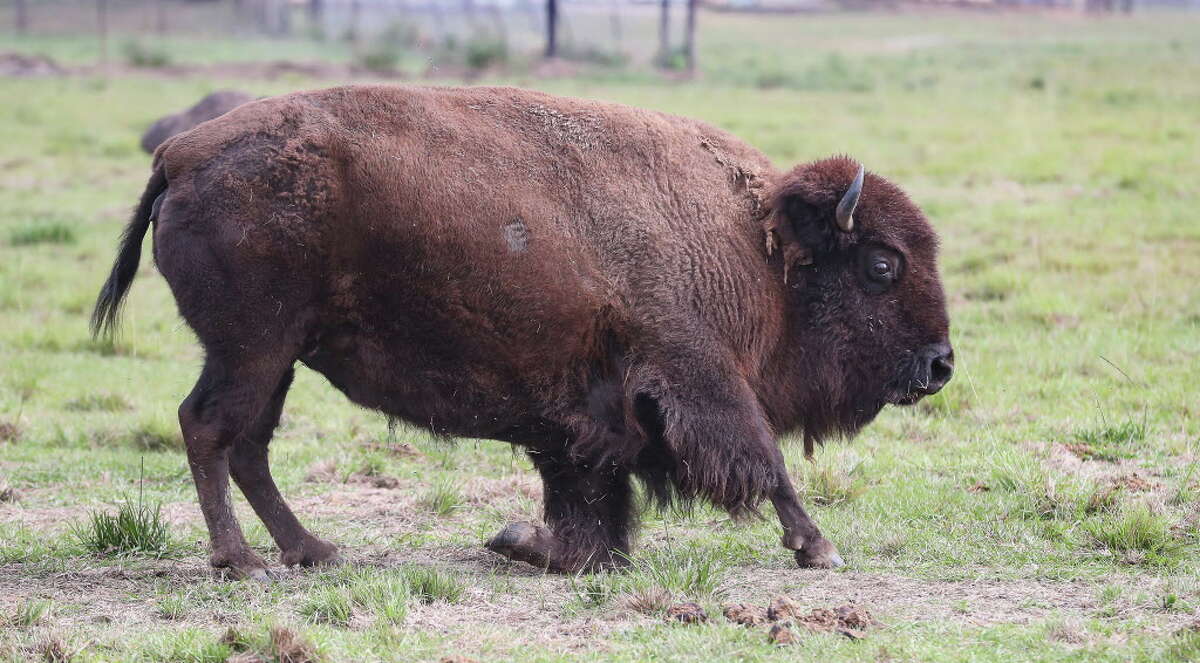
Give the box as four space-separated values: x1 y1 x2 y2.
609 0 622 50
545 0 558 58
14 0 29 34
657 0 670 66
684 0 697 74
349 0 361 42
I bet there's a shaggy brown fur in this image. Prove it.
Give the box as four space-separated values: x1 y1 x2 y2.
139 90 254 154
94 85 952 578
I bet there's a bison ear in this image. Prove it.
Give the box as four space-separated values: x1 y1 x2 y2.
762 182 838 283
763 163 865 282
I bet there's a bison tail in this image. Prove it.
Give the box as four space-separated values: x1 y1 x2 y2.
90 166 168 339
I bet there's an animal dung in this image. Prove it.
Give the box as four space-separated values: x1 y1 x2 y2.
733 597 878 642
665 602 708 625
766 596 803 621
722 602 769 626
834 604 878 631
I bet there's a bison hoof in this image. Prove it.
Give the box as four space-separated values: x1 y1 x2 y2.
485 521 556 570
281 537 341 568
210 549 273 582
794 537 845 569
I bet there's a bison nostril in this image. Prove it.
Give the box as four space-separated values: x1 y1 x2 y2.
930 355 953 386
915 343 953 395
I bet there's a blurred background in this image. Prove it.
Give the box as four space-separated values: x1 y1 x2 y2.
3 0 1197 80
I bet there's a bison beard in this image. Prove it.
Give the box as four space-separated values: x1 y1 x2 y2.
92 85 951 579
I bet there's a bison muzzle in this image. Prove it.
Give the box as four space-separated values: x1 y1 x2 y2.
92 85 953 580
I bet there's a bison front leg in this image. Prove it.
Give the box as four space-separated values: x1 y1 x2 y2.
638 364 843 569
486 447 634 573
768 447 844 569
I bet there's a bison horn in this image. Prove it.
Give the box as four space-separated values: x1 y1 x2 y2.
835 165 865 233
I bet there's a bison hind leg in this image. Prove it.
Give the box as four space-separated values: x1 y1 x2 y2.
487 444 636 573
228 367 340 569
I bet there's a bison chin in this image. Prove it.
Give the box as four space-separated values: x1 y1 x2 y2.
892 391 925 407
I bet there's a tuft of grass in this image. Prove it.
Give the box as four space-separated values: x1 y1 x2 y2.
1073 416 1147 461
623 585 673 615
1170 463 1199 506
346 573 409 625
63 393 132 412
400 566 465 604
72 498 172 557
156 593 189 621
63 391 132 410
1084 503 1180 563
128 421 183 452
988 448 1042 492
8 598 53 627
348 453 388 478
623 546 727 599
420 479 462 516
9 221 75 246
300 586 354 627
121 40 172 67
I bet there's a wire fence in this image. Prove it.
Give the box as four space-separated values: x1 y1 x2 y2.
8 0 1195 40
4 0 1197 74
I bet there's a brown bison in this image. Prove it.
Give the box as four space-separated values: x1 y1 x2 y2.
94 85 952 580
140 90 254 154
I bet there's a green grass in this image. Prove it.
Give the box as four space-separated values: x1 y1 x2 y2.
8 220 76 246
300 585 355 627
1072 416 1149 461
72 497 174 557
1084 503 1181 563
1 8 1199 663
400 566 466 605
6 598 54 627
419 478 463 516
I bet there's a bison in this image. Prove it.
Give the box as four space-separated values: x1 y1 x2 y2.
94 85 952 580
140 90 255 154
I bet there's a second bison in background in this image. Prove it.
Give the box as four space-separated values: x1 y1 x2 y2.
139 89 254 153
95 85 953 580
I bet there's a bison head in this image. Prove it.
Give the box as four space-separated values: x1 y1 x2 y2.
765 156 953 437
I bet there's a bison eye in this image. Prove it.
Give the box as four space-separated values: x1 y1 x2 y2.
859 246 902 293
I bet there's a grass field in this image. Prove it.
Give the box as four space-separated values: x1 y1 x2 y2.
2 10 1200 662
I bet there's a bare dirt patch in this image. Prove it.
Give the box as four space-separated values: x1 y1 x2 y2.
720 568 1197 632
